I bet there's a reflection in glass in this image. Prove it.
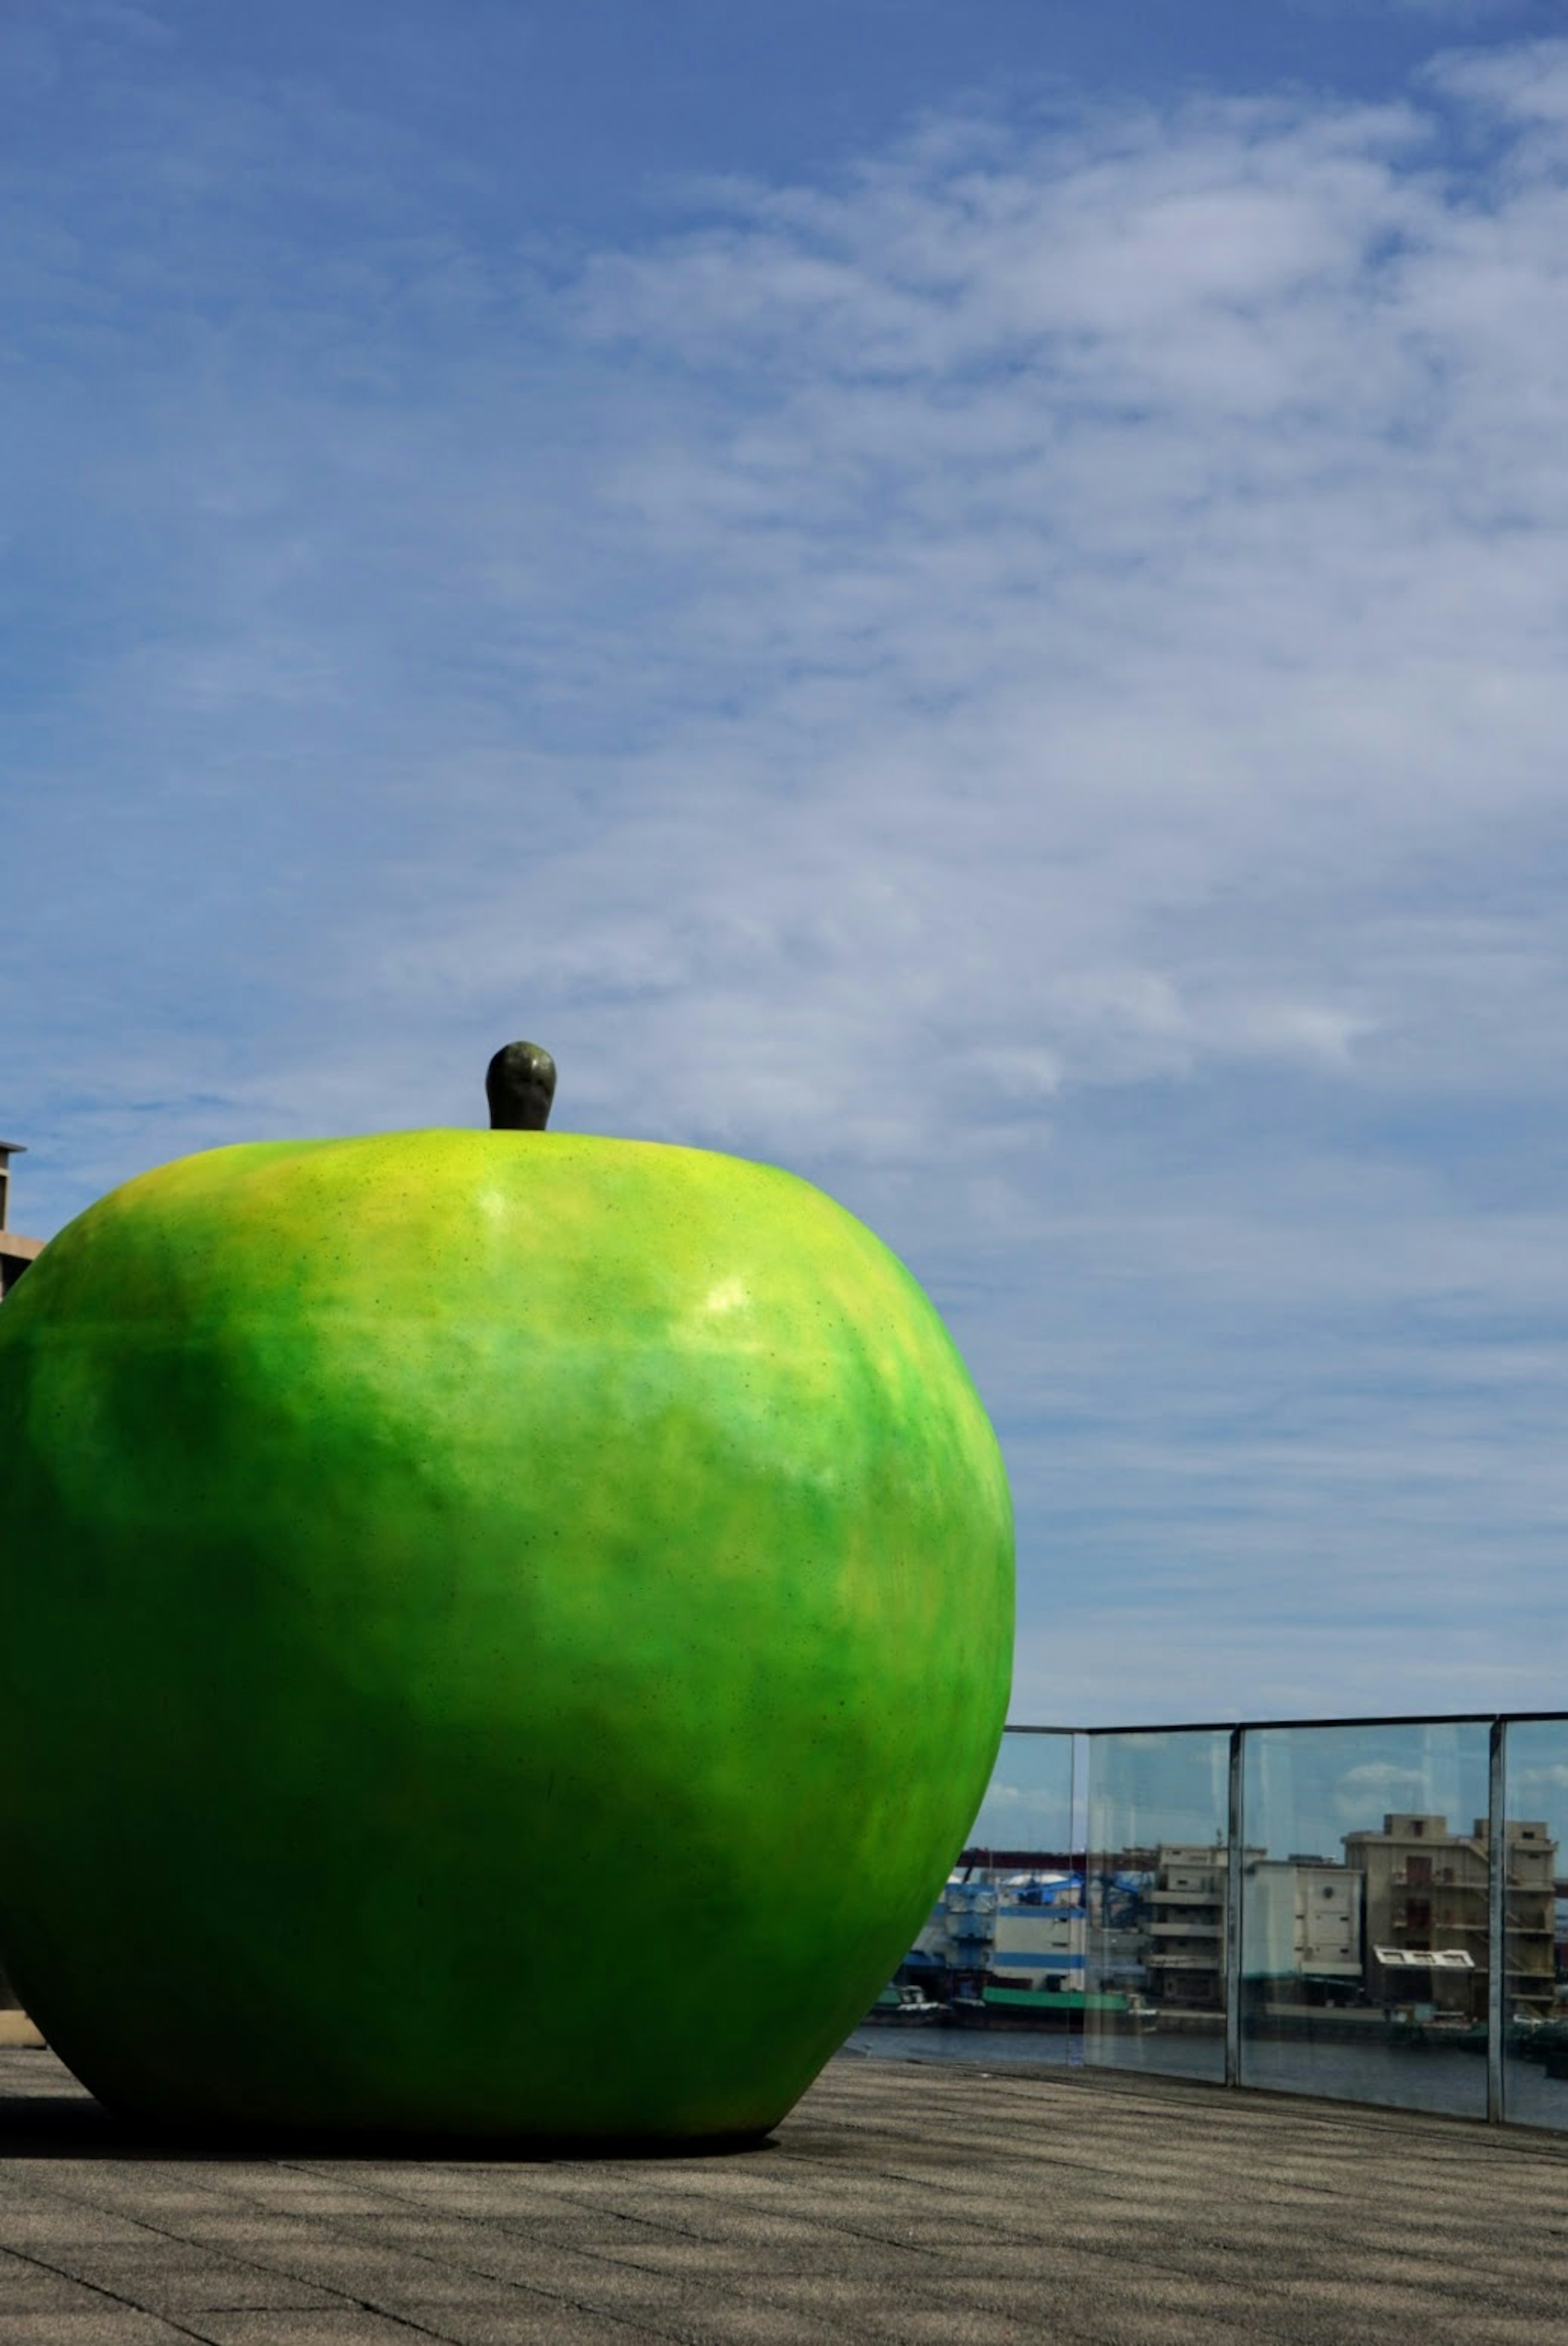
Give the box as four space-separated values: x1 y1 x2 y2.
1239 1721 1489 2118
967 1728 1076 1867
1501 1722 1568 2130
1084 1729 1230 2080
952 1730 1082 2039
842 1711 1568 2114
846 1729 1080 2063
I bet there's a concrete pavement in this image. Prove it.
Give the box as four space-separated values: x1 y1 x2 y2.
2 2042 1566 2343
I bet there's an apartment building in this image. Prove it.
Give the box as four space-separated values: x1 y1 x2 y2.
1145 1844 1235 2014
1341 1811 1557 2024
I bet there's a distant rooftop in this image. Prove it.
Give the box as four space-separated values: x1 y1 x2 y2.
0 1142 33 1264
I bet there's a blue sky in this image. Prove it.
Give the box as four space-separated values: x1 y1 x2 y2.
7 1 1568 1726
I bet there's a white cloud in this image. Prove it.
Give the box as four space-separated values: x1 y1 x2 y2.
1422 36 1568 120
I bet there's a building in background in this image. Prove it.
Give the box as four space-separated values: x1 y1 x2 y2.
0 1140 41 2018
1144 1844 1365 2018
913 1870 1086 1987
1145 1845 1234 2015
1342 1812 1557 2026
1243 1856 1363 2010
0 1141 43 1300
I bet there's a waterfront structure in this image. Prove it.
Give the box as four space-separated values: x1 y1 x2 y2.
991 1876 1085 1989
1244 1856 1363 2006
1146 1844 1237 2014
904 1870 1093 2016
1143 1844 1361 2016
913 1877 998 1976
0 1142 42 1299
914 1871 1086 1987
1341 1811 1557 2024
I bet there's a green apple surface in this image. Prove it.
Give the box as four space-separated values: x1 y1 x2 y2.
0 1131 1013 2139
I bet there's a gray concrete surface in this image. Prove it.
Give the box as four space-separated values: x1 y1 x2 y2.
3 2041 1566 2344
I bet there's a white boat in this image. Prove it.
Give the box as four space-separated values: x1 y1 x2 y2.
864 1983 947 2025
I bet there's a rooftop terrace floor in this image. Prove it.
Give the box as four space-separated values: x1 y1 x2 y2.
2 2042 1565 2344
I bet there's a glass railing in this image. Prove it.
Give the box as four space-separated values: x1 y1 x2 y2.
1501 1718 1568 2128
1085 1727 1230 2084
852 1714 1568 2132
1233 1718 1491 2119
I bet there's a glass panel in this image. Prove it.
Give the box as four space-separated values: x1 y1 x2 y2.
843 1728 1078 2066
967 1727 1076 1869
1501 1720 1568 2130
1084 1728 1230 2080
1239 1720 1489 2118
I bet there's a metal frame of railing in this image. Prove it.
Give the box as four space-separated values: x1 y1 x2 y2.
993 1712 1568 2127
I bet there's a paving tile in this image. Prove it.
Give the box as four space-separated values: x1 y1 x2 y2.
0 2247 126 2312
567 2242 780 2279
646 2302 847 2346
0 2319 199 2344
34 2243 352 2315
731 2271 1051 2342
413 2311 678 2346
1446 2326 1568 2346
0 2206 162 2250
189 2319 469 2346
194 2179 429 2221
301 2213 524 2259
169 2238 527 2306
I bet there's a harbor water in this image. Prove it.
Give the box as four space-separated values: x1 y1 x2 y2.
843 2021 1568 2130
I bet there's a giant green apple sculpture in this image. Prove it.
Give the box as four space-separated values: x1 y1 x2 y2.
0 1045 1013 2140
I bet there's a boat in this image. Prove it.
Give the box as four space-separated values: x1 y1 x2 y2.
862 1983 947 2025
947 1983 1136 2030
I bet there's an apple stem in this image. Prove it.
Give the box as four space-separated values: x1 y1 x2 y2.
486 1042 557 1132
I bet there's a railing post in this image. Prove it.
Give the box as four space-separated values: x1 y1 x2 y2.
1070 1731 1087 2068
1487 1717 1506 2124
1225 1724 1244 2088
